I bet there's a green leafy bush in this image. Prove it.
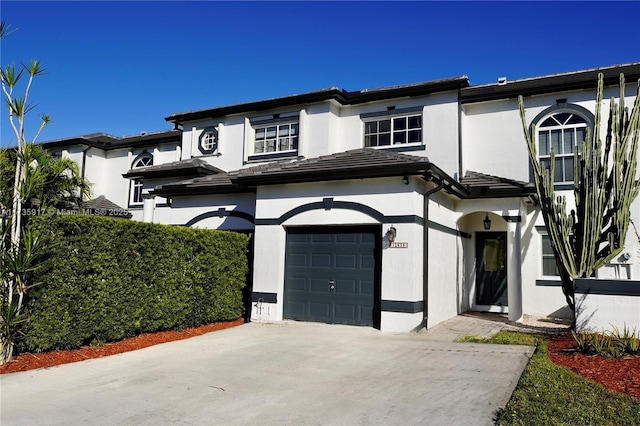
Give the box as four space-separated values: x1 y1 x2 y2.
15 215 250 353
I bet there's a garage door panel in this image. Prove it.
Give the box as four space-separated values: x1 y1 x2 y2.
360 280 374 296
336 254 358 269
284 226 379 327
309 278 330 293
309 302 331 317
287 253 309 268
335 279 356 294
311 234 332 243
336 233 358 243
285 301 307 317
287 277 308 292
361 254 375 269
334 303 356 320
310 253 332 268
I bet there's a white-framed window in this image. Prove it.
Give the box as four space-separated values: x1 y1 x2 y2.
541 234 559 276
254 121 299 154
537 112 588 183
364 113 422 147
129 153 153 206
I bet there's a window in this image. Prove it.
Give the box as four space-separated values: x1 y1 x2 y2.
364 114 422 147
537 112 588 183
254 122 298 154
199 127 219 154
541 234 559 276
130 153 153 206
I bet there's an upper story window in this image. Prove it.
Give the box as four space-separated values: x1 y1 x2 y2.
199 127 219 154
247 114 301 161
537 112 587 183
254 122 299 154
531 103 594 185
130 152 153 206
361 106 424 149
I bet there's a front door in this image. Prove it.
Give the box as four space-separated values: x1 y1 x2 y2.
475 232 508 306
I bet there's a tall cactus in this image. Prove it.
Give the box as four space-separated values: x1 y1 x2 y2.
519 73 640 310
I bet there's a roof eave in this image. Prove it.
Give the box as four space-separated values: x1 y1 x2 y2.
165 77 470 125
233 163 433 186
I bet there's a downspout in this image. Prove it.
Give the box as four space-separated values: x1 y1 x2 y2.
457 89 464 180
81 145 92 202
423 175 444 329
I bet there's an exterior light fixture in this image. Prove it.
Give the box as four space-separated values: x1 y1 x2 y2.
386 226 397 243
403 176 409 185
483 214 492 230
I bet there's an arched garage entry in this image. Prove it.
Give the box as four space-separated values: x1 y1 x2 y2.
283 225 382 327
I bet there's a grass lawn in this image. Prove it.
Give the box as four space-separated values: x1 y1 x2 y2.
457 331 640 426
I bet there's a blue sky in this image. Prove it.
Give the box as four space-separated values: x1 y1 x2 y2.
1 1 639 146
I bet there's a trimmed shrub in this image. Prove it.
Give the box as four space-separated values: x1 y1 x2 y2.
16 215 250 353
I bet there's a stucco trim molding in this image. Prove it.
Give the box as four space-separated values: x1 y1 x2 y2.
185 209 255 227
575 279 640 296
254 200 422 226
381 300 425 313
251 292 278 303
254 200 469 238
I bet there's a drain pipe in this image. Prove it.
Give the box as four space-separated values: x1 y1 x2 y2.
423 175 444 330
80 145 92 202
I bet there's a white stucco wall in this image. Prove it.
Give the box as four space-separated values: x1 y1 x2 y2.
426 190 462 328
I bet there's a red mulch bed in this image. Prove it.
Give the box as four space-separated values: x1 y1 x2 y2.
0 318 244 374
546 333 640 400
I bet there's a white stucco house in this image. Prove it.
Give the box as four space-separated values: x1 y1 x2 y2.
42 62 640 332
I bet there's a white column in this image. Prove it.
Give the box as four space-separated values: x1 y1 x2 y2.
507 219 523 322
142 195 155 223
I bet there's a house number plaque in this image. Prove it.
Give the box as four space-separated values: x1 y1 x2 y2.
390 242 408 248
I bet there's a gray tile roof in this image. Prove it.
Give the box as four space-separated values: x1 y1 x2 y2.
84 195 132 218
123 158 223 179
234 148 431 183
153 150 535 200
153 148 434 196
41 130 181 151
460 171 535 198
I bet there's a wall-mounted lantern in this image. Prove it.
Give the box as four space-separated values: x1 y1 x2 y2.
483 214 492 230
386 226 397 243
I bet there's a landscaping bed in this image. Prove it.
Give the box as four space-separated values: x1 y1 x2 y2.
0 318 244 374
546 332 640 400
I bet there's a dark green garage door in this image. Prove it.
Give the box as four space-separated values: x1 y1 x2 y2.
284 226 380 327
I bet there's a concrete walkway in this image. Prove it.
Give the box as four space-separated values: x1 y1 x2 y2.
0 316 538 426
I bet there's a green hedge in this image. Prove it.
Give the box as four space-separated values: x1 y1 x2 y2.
16 215 250 353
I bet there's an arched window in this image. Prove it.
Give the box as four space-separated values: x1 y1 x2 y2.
130 152 153 205
532 104 593 184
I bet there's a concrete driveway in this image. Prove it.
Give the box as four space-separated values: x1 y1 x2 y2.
0 321 533 426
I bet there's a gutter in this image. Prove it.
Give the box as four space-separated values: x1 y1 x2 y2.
422 174 445 329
